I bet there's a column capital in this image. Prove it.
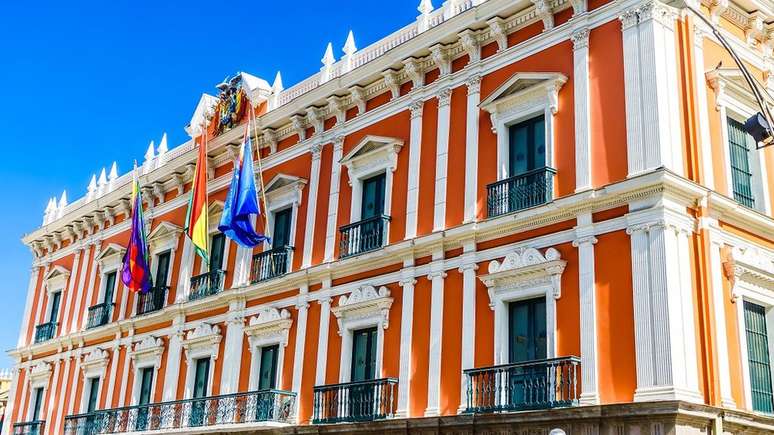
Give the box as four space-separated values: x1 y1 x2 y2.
437 87 452 108
409 100 424 119
427 270 447 281
465 75 482 95
572 235 598 247
619 9 640 31
458 262 479 273
571 28 590 50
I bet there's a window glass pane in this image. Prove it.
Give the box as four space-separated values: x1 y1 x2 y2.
361 174 386 219
103 272 116 304
727 118 756 208
155 251 171 287
272 208 292 248
350 327 377 381
193 358 210 399
258 345 279 390
49 291 61 323
139 367 154 405
744 301 774 413
87 378 100 412
32 387 43 421
509 297 547 363
210 234 226 272
508 115 546 176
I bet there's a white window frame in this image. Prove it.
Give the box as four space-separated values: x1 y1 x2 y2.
478 246 566 365
182 323 221 398
42 266 69 323
261 174 307 270
94 243 125 304
79 348 108 413
331 285 393 383
707 68 772 215
244 308 293 391
147 222 182 286
26 362 51 421
341 136 403 228
128 336 164 405
480 72 567 182
727 245 774 412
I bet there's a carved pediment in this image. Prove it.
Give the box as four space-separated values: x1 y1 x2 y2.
130 336 165 369
332 285 393 334
725 246 774 301
44 265 71 291
245 308 293 349
479 247 566 306
28 362 51 388
480 72 567 118
340 136 403 182
81 348 109 377
262 174 308 208
147 221 182 253
183 323 222 361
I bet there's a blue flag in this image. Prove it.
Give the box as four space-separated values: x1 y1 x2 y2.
218 132 270 247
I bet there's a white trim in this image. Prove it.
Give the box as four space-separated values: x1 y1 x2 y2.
396 267 416 417
405 102 424 238
314 292 332 386
433 88 452 231
244 308 292 390
571 27 592 192
574 215 599 405
323 138 345 262
301 146 323 268
463 77 481 223
128 336 164 405
425 259 445 417
182 323 221 398
707 234 737 408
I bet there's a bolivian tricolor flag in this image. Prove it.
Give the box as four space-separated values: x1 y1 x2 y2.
185 136 209 262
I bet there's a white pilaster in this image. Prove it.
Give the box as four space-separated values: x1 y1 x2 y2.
315 289 333 385
405 101 424 239
220 302 245 394
433 88 452 231
458 242 477 413
620 9 644 176
43 359 61 432
572 28 592 192
302 145 323 268
692 28 715 189
396 265 416 417
425 258 446 417
52 355 71 435
103 343 119 408
18 267 41 347
291 292 309 398
464 76 481 223
324 138 345 262
117 337 131 406
81 243 101 329
574 213 599 405
59 249 81 335
176 236 194 302
69 245 92 333
162 315 185 401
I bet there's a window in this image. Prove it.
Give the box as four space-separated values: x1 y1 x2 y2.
743 301 774 413
31 387 44 421
340 174 388 257
509 297 547 363
272 208 292 248
86 378 100 413
48 291 61 324
210 234 226 272
135 367 154 430
193 358 210 399
508 115 546 176
257 345 279 390
361 174 386 221
727 117 767 211
103 271 116 305
154 251 171 287
351 327 378 381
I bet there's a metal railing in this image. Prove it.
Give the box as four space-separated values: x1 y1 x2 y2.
339 215 390 258
486 167 556 218
463 356 580 413
188 269 226 301
251 246 293 283
34 322 57 343
86 303 113 329
12 421 45 435
63 389 295 434
312 378 398 424
136 286 168 316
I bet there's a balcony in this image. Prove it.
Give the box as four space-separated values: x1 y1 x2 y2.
188 269 225 301
34 322 57 343
251 246 293 283
62 389 295 434
312 378 398 424
86 302 113 329
463 356 580 413
12 421 45 435
486 167 556 218
339 215 390 259
136 286 167 316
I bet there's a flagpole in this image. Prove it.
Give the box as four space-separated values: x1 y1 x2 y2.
250 108 272 248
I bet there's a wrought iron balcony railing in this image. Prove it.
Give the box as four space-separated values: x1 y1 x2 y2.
34 321 57 343
463 356 580 413
189 269 226 301
339 215 390 259
251 246 293 283
312 378 398 424
136 286 168 316
63 389 295 434
486 167 556 218
12 421 45 435
86 302 113 329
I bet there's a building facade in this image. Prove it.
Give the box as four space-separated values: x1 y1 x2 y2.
5 0 774 434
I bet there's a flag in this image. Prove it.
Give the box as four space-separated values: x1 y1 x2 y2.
185 136 209 262
121 166 152 293
218 127 269 247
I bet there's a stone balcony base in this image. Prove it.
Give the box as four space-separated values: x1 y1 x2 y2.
216 401 774 435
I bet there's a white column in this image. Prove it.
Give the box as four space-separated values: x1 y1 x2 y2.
118 337 132 406
102 343 118 408
425 259 446 417
323 138 344 262
302 145 323 268
573 217 599 404
69 244 92 333
627 223 654 391
17 266 41 347
405 101 424 239
464 76 481 223
458 247 477 413
572 28 592 192
708 236 736 407
291 292 309 396
44 359 61 433
433 88 452 232
59 249 81 335
620 9 645 176
52 354 71 435
176 237 194 301
81 243 101 329
396 266 416 417
692 27 715 189
162 315 185 401
314 290 333 385
220 303 245 394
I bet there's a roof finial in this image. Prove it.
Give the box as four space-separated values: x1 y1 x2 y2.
108 162 118 181
417 0 434 32
58 190 68 216
321 42 336 83
145 140 156 162
157 133 168 155
87 174 97 194
272 71 284 92
343 30 357 55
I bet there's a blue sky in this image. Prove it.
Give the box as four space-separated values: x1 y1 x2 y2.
0 0 418 367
